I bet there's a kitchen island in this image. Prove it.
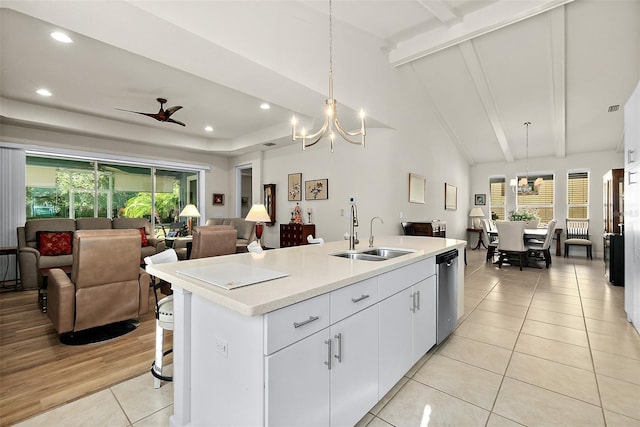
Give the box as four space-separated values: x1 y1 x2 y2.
147 235 465 427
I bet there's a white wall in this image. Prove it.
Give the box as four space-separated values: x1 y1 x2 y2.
470 150 625 258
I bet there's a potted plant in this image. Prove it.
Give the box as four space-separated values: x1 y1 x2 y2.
508 208 539 228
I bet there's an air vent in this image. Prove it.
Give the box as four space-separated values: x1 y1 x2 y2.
608 105 620 112
263 142 276 147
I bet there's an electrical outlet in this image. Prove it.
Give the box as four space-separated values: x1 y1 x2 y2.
215 337 228 358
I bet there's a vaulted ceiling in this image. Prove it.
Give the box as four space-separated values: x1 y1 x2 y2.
1 0 638 164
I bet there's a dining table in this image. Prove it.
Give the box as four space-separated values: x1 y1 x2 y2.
489 227 564 256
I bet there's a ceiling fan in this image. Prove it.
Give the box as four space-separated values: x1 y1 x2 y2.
116 97 186 127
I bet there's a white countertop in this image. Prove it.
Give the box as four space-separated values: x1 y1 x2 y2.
146 235 465 316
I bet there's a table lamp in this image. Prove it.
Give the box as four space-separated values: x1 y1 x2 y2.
245 204 271 247
179 204 201 235
469 207 485 229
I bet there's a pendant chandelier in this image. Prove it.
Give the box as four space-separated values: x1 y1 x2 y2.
511 121 543 194
291 0 366 152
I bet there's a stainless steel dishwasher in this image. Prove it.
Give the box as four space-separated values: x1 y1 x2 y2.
436 249 459 344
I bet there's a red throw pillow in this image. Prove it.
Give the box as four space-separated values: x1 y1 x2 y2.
139 228 149 247
37 231 73 256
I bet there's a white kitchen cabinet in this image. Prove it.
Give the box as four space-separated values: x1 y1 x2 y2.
265 281 379 427
330 304 379 427
412 276 437 361
265 328 331 427
624 80 640 333
378 274 437 397
379 286 413 396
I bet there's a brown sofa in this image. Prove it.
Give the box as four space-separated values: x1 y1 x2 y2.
47 229 150 334
190 226 237 259
17 217 165 290
204 217 257 249
172 218 257 260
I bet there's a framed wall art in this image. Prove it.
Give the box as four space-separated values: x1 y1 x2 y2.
213 193 225 205
444 183 457 211
409 173 426 204
288 173 302 201
305 179 328 200
263 184 276 225
474 193 486 206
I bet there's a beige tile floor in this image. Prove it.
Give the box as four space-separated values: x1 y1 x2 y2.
14 250 640 426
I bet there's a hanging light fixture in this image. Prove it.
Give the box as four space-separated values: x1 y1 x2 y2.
291 0 366 152
511 121 543 195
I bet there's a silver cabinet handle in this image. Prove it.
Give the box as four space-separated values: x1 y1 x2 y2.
324 339 332 370
410 292 416 313
629 149 636 164
630 171 637 185
293 315 319 328
351 294 370 303
415 290 421 311
334 333 342 363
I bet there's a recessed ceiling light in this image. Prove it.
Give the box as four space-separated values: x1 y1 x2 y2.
205 126 214 132
36 88 53 97
51 32 73 43
260 103 271 110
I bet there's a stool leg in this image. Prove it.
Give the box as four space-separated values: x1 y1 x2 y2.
153 320 164 389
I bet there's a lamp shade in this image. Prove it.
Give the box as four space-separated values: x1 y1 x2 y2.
179 204 201 218
469 207 485 218
245 204 271 223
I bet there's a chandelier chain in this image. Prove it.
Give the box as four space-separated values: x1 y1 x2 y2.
329 0 333 77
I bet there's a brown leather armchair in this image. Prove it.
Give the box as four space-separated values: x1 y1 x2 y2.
189 225 237 259
47 229 150 334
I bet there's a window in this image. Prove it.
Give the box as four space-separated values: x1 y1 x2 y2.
568 171 589 219
489 177 506 220
516 174 555 224
26 155 200 237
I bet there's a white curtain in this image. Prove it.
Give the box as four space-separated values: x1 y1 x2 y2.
0 147 26 281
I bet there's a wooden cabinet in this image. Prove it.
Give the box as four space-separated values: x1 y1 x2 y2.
603 168 624 234
280 223 315 247
402 221 446 238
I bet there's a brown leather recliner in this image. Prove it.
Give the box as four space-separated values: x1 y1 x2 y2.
189 225 237 259
47 229 150 334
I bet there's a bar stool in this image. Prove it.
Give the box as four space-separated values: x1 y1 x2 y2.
144 249 178 388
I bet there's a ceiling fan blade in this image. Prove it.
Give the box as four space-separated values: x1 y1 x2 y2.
165 106 183 117
167 118 186 127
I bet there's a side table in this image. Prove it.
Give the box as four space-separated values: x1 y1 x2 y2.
0 246 20 292
466 228 487 250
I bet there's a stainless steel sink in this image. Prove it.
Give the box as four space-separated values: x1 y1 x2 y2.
360 248 414 259
331 247 414 262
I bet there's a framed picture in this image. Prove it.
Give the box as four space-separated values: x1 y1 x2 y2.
444 183 457 210
213 193 224 205
263 184 276 225
475 193 486 205
305 179 328 200
288 173 302 201
409 173 426 204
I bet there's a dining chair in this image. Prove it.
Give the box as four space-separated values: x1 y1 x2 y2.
480 218 498 263
527 219 557 268
496 220 527 270
564 219 593 259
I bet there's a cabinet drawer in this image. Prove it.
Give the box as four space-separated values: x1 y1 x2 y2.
330 277 378 324
378 258 435 300
264 293 330 355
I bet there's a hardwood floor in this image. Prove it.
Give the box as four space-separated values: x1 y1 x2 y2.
0 288 168 426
